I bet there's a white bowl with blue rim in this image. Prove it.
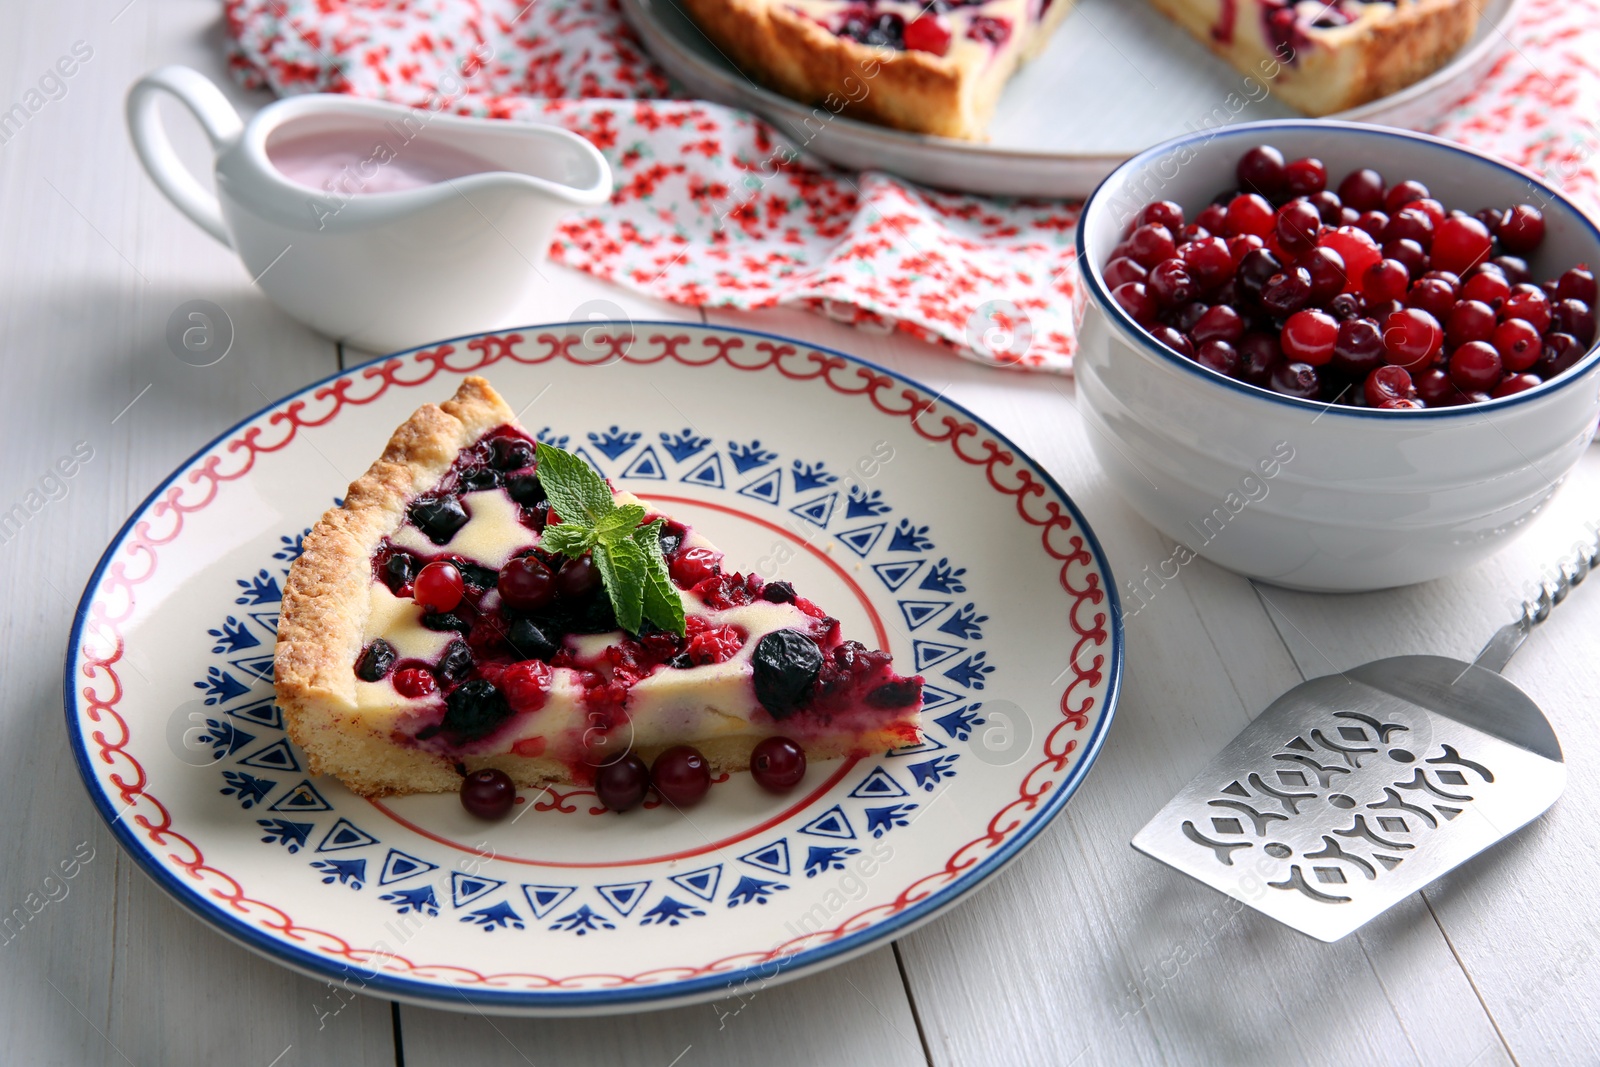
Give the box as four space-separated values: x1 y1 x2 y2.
1074 119 1600 593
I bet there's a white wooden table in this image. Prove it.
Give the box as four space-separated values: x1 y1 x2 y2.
7 2 1600 1063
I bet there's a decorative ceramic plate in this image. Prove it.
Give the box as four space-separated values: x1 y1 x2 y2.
623 0 1520 197
66 323 1122 1016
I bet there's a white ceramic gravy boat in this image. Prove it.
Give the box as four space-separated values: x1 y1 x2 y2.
127 66 612 352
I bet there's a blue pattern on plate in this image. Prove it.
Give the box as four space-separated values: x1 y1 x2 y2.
727 440 777 473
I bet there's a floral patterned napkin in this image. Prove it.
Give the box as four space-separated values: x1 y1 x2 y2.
225 0 1600 372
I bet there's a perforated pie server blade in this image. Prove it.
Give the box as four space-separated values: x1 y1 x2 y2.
1131 532 1599 943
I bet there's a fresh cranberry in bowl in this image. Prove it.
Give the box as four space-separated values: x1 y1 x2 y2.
1077 120 1600 591
1281 310 1338 366
1337 168 1386 212
1381 308 1443 369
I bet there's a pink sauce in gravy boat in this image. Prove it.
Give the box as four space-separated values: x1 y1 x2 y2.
127 66 613 352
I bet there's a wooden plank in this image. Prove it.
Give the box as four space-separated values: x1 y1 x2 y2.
401 948 928 1067
0 1 394 1063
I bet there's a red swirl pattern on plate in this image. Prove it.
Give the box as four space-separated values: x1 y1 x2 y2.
73 328 1111 990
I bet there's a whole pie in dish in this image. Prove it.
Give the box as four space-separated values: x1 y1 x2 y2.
1146 0 1481 116
274 377 924 798
676 0 1078 140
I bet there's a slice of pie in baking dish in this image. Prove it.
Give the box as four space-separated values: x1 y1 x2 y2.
274 376 923 798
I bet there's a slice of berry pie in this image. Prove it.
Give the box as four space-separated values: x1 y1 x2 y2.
275 377 923 798
677 0 1077 139
1146 0 1479 116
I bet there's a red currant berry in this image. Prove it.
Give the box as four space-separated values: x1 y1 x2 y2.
903 13 952 54
652 745 711 808
1337 168 1386 212
1281 309 1339 366
669 546 721 586
1492 318 1544 371
393 668 437 699
1497 205 1545 255
595 753 650 813
498 555 556 611
1431 216 1494 276
460 768 515 820
750 736 807 793
414 560 465 614
1382 308 1443 369
1449 340 1503 392
501 660 552 713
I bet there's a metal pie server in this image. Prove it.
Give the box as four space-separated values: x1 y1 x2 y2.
1132 531 1599 942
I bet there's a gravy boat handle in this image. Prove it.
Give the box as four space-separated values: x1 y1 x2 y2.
127 66 244 247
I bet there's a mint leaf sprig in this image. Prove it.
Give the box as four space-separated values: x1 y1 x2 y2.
534 442 686 637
